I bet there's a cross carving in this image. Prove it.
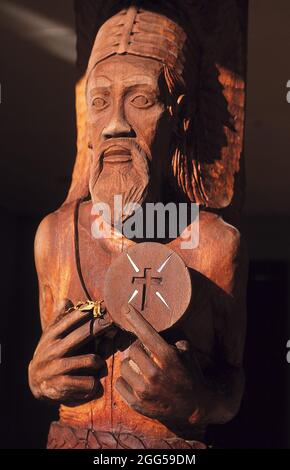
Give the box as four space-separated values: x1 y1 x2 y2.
132 268 162 311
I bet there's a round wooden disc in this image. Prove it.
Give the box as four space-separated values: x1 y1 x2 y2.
104 242 192 333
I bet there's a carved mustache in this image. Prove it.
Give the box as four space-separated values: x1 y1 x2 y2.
95 137 151 162
89 137 151 194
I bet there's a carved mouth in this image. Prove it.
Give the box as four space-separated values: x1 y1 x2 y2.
103 145 132 163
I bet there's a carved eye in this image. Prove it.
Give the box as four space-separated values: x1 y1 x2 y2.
92 97 108 110
131 95 151 108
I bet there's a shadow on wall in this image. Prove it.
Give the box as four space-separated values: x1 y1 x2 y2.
0 0 76 448
208 260 289 448
0 210 58 449
0 0 77 217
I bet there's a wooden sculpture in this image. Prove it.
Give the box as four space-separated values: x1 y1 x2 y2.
29 0 248 449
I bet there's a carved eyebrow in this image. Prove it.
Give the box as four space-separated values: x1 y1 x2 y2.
88 75 157 98
90 76 112 88
89 86 111 98
123 75 155 87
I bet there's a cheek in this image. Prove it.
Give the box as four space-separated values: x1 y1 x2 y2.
88 113 107 142
127 105 171 146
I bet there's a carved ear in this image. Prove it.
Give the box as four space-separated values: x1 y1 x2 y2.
170 93 191 139
177 94 192 133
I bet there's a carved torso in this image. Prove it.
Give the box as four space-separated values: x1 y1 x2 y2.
40 200 245 444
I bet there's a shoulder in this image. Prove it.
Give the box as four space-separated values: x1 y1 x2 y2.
34 212 57 259
34 202 77 277
198 211 247 294
199 211 242 256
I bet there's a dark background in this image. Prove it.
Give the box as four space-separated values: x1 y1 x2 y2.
0 0 290 448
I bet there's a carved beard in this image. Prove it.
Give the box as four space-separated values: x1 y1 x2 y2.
89 138 150 224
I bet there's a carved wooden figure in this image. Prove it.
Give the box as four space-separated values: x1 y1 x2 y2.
29 0 248 449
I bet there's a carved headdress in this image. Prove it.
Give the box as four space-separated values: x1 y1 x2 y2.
87 5 189 76
66 0 246 213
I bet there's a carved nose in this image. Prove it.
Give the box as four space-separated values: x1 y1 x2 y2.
102 115 135 139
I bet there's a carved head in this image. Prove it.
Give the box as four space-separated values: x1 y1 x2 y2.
66 2 245 217
86 5 200 221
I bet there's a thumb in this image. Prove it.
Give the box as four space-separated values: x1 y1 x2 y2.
175 339 192 366
53 298 74 324
175 340 190 353
64 298 74 312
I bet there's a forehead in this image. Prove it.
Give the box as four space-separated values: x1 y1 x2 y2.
87 55 163 89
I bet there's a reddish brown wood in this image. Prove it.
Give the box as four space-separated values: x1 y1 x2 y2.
47 421 206 449
29 0 248 450
69 0 247 218
104 242 192 332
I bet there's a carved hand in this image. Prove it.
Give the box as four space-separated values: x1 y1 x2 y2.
116 305 203 428
28 300 113 404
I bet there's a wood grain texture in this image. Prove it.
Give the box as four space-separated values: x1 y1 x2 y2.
29 0 248 450
104 242 192 332
67 0 247 214
47 421 206 449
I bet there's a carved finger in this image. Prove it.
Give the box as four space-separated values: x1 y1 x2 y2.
45 375 97 401
115 377 136 406
120 357 148 397
129 341 160 382
57 354 105 375
56 313 113 356
122 305 173 368
47 307 93 339
35 309 95 356
53 298 74 323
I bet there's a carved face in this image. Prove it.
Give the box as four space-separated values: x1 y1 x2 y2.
86 54 175 222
